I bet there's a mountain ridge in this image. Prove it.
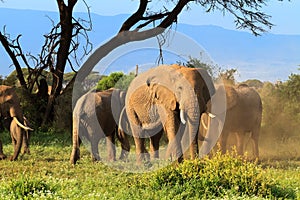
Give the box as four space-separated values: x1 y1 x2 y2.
0 8 299 81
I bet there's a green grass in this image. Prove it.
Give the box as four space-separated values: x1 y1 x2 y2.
0 131 299 199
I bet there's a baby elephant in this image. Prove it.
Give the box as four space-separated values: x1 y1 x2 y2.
70 88 130 164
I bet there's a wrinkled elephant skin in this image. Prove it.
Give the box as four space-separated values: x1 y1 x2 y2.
126 64 215 164
70 88 130 164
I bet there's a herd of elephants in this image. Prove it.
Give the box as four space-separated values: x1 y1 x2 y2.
0 64 262 165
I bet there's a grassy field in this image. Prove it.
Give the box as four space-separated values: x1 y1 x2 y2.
0 131 299 199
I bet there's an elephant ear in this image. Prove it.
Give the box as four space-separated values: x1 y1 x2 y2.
154 85 177 111
225 85 238 110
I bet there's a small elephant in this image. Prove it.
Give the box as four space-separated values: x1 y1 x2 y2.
200 84 262 158
125 64 215 164
0 85 33 161
70 88 130 164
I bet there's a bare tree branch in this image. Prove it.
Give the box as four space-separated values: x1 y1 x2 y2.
0 31 27 89
119 0 149 32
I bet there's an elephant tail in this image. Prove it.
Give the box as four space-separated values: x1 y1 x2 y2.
70 115 80 165
118 107 127 133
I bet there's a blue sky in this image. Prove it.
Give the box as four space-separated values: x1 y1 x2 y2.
1 0 300 35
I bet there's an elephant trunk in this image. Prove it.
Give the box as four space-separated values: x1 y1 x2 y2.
185 100 201 159
10 125 23 161
70 115 80 164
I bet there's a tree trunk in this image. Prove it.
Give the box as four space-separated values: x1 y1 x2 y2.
42 1 75 125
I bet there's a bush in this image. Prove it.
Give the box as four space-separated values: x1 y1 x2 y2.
3 176 58 199
96 72 135 91
149 152 296 199
96 72 124 91
259 79 300 160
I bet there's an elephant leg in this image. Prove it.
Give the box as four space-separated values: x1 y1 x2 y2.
21 119 30 155
21 131 30 155
106 132 116 162
149 130 163 159
90 136 101 162
250 129 260 159
11 134 17 152
219 130 229 154
235 132 244 156
117 128 130 160
165 115 182 163
0 140 7 160
133 137 149 164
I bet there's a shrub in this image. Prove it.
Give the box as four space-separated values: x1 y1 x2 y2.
149 152 296 199
96 72 124 91
4 176 58 199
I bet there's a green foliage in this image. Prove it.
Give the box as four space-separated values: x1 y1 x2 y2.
4 176 57 199
114 72 136 90
276 73 300 117
259 73 300 159
219 68 238 85
15 87 41 128
96 72 135 91
3 68 51 88
2 69 20 86
52 86 73 133
96 72 124 91
150 152 296 199
178 56 221 79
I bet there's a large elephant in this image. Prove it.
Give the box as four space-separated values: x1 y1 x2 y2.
70 88 130 164
0 85 33 161
125 64 215 164
200 84 262 158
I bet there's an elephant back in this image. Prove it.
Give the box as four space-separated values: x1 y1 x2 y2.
235 84 262 112
225 85 239 111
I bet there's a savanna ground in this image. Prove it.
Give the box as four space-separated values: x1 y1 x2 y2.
0 129 299 200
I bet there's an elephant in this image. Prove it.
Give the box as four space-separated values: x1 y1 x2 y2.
0 85 33 161
125 64 215 164
70 88 130 164
199 84 262 159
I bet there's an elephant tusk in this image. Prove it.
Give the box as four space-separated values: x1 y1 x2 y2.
13 117 34 131
118 107 126 132
201 116 208 130
180 109 186 124
207 112 216 119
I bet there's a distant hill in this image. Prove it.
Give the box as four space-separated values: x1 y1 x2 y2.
0 8 299 82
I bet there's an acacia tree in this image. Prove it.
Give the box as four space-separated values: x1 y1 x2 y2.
0 0 290 126
0 0 92 125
